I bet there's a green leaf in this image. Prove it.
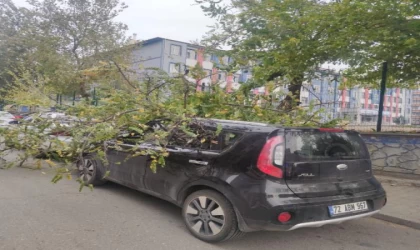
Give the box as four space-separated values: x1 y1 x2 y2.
215 124 223 136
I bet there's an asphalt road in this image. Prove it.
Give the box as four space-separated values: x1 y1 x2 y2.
1 167 419 250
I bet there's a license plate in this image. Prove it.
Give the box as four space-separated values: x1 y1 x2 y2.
328 201 368 216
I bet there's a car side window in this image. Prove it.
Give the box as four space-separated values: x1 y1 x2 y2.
221 132 242 150
167 124 220 151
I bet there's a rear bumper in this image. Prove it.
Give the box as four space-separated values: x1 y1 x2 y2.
235 190 386 232
287 210 380 231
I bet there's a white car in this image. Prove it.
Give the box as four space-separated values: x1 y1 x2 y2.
0 111 16 127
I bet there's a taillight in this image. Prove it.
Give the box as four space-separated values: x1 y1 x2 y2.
257 135 284 178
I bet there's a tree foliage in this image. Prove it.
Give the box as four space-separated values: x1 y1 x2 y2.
196 0 420 100
1 0 341 185
0 0 130 97
196 0 343 109
332 0 420 88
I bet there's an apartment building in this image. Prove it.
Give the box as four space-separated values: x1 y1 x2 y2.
131 37 242 92
336 88 412 125
411 90 420 125
132 37 414 125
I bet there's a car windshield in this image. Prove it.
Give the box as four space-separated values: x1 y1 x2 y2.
285 131 368 161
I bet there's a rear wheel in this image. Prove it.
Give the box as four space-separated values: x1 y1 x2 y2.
76 156 107 186
182 190 243 242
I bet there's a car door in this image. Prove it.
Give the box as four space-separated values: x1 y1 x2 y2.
143 125 221 202
106 141 148 190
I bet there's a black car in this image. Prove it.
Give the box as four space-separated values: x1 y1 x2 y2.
78 119 387 242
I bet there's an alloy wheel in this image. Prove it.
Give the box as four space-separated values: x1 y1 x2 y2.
78 159 95 183
185 196 225 236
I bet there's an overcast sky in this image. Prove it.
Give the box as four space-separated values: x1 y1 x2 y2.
13 0 214 43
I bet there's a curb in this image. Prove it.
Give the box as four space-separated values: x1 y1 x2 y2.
373 213 420 231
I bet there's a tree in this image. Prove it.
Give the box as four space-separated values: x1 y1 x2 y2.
333 0 420 87
196 0 343 110
330 0 420 131
0 1 332 187
0 0 33 89
0 0 130 98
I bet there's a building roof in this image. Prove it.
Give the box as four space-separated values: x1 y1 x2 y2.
139 37 205 49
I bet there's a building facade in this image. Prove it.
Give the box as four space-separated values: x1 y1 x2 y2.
131 37 241 92
133 37 414 125
411 90 420 125
337 88 412 125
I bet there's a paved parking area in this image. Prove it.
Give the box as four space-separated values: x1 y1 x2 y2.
380 183 420 225
1 167 420 250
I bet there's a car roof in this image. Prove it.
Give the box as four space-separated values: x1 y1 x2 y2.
199 118 278 133
199 118 356 134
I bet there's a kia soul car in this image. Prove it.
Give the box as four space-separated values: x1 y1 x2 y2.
78 119 387 242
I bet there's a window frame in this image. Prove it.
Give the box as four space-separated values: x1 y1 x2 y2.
167 125 222 152
187 49 197 60
169 63 181 74
170 44 182 56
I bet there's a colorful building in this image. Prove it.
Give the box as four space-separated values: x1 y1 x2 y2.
132 37 413 125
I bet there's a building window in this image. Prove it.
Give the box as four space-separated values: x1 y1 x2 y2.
393 107 396 112
218 71 226 81
169 63 180 74
409 98 411 104
187 49 197 60
394 97 397 102
399 108 402 113
408 108 411 113
233 75 240 83
204 54 211 61
313 85 320 93
222 56 229 65
170 44 182 56
345 102 350 108
301 97 309 105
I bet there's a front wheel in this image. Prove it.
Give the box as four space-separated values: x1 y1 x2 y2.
182 190 244 242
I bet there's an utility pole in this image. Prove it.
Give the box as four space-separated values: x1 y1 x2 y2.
333 74 338 119
377 62 388 132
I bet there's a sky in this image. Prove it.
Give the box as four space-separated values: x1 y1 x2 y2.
13 0 215 43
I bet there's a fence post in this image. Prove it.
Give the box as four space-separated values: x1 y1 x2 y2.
377 62 388 132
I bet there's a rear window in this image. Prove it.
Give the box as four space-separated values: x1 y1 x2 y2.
285 131 368 162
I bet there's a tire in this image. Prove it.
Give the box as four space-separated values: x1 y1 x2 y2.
182 190 244 243
76 155 108 186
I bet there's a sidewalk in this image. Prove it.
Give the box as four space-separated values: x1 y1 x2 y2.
373 175 420 230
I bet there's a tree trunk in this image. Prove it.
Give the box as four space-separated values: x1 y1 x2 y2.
278 76 303 110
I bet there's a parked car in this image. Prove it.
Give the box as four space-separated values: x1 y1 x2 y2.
77 119 387 243
0 111 17 127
